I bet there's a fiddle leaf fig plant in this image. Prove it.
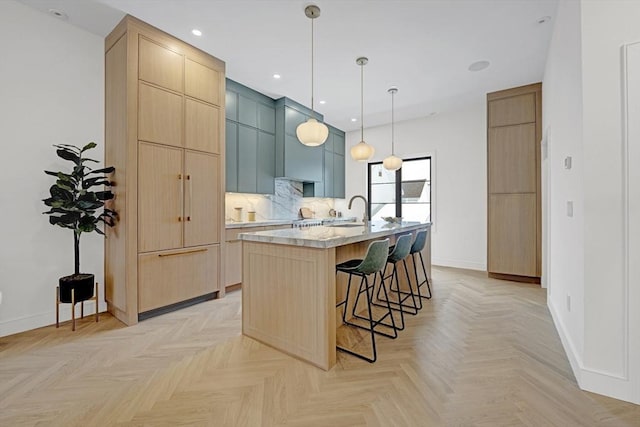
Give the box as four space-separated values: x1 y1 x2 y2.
43 143 117 277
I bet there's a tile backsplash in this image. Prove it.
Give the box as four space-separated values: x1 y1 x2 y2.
225 179 336 222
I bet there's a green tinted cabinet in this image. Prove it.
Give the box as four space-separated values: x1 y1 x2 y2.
225 79 276 194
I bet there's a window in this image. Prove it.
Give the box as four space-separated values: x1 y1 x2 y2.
368 157 431 222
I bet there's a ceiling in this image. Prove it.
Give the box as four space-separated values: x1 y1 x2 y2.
19 0 558 132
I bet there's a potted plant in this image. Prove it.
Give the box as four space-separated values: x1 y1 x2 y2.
43 143 117 303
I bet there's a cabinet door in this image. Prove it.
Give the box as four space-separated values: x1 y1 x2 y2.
284 134 323 182
323 132 334 153
238 126 258 193
184 151 220 247
138 37 183 92
138 83 183 147
323 150 334 198
257 131 275 194
285 106 307 136
226 90 238 121
224 240 242 287
258 103 276 134
333 133 345 156
488 93 536 127
185 98 220 153
138 245 219 312
334 153 345 198
185 58 220 106
225 121 238 192
488 193 537 276
238 95 258 128
138 142 183 252
488 123 536 194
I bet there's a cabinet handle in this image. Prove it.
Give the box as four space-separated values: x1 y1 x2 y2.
178 174 183 222
158 248 207 257
187 174 192 221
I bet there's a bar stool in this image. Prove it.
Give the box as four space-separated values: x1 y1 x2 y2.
411 229 432 307
336 238 396 363
375 234 419 331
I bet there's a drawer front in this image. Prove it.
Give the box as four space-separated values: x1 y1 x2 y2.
138 245 219 312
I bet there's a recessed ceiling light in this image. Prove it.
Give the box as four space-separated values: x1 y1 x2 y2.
468 60 490 72
351 118 357 122
273 74 281 79
319 100 326 105
48 8 68 20
191 29 202 36
537 16 551 25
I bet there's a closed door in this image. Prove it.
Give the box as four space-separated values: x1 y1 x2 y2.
184 151 220 247
138 142 183 252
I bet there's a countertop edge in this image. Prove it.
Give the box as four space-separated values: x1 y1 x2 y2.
239 222 431 249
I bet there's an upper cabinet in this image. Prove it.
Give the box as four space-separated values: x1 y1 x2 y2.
275 97 324 183
225 79 276 194
304 125 345 198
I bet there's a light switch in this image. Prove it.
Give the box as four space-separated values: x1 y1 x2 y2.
564 156 572 169
567 201 574 217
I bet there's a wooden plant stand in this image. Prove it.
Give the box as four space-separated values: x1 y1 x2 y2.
56 282 99 331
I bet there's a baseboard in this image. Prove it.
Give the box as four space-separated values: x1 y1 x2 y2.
547 299 583 385
0 300 108 338
432 257 486 271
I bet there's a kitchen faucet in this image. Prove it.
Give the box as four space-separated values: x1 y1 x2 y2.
348 195 370 226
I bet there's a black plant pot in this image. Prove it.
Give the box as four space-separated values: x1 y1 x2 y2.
59 273 95 304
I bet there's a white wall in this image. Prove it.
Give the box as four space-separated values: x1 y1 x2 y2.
336 100 487 271
0 1 105 337
542 0 585 378
543 0 640 404
580 0 640 403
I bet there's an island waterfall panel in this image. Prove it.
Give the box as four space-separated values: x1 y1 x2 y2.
487 83 542 282
105 15 226 325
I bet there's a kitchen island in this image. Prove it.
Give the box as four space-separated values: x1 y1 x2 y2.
240 221 431 370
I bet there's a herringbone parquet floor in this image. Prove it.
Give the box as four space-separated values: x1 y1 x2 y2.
1 267 639 426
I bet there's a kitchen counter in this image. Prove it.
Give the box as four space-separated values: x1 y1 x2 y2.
240 221 430 248
241 221 431 370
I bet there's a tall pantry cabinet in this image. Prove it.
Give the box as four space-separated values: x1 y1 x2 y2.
487 83 541 282
105 16 225 325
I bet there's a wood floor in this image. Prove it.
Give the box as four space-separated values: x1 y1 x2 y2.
1 267 639 426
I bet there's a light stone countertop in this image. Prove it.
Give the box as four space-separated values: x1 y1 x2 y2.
225 219 295 229
239 221 431 249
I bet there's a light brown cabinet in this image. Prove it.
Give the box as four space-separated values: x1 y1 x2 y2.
487 83 541 282
224 225 292 289
105 16 225 325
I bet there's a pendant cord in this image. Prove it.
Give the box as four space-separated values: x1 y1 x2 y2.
310 16 315 115
360 63 364 142
391 90 395 155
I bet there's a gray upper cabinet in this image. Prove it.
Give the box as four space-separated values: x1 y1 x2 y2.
333 132 345 156
258 103 275 134
226 91 238 122
333 153 345 198
226 120 238 192
275 98 324 183
237 125 258 193
238 95 257 128
225 79 276 194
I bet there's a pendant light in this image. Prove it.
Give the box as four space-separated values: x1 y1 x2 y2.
350 57 375 161
296 4 329 147
383 87 402 171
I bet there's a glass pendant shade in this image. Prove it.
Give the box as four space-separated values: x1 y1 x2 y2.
350 141 375 162
297 118 329 147
383 154 402 171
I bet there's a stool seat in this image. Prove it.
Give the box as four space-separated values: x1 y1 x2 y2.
336 259 363 272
